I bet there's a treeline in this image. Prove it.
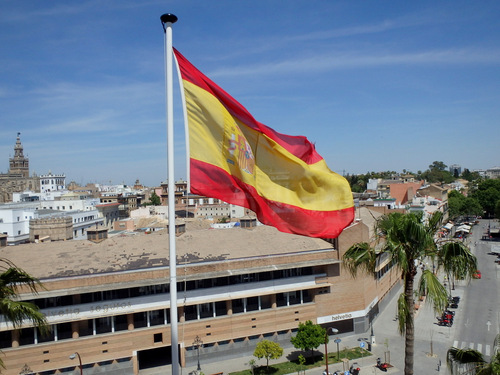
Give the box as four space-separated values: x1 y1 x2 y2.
345 161 482 193
449 179 500 220
344 161 500 220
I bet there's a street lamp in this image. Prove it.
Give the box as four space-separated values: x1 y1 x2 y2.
69 352 83 375
324 327 339 375
192 335 203 373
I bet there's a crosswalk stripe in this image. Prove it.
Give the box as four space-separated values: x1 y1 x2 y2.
456 341 493 356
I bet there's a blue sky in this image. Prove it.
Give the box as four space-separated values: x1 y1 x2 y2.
1 1 499 187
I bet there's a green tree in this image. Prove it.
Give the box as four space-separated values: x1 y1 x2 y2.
447 335 500 375
298 354 306 374
448 190 466 220
495 200 500 221
148 191 161 206
470 179 500 217
448 190 483 220
291 320 326 359
461 197 483 218
461 169 481 182
0 258 49 369
342 211 477 375
246 358 256 375
253 340 283 370
421 161 454 184
429 161 447 171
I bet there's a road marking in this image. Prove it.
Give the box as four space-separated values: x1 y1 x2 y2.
486 345 491 356
487 321 491 331
461 341 467 349
469 342 475 349
477 343 482 353
453 340 458 348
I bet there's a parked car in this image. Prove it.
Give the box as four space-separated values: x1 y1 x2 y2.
473 270 481 279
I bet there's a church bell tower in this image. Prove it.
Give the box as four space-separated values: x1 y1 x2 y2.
9 132 29 178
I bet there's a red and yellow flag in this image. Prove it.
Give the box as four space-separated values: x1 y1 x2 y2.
174 49 354 238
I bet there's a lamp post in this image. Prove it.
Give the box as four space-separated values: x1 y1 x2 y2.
69 352 83 375
192 335 203 373
324 327 339 375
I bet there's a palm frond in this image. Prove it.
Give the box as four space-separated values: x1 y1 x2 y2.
426 211 443 235
0 299 50 334
447 347 486 375
417 269 448 313
439 242 477 281
342 242 376 277
396 292 410 335
0 264 45 297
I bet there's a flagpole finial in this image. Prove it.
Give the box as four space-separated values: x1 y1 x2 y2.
161 13 178 25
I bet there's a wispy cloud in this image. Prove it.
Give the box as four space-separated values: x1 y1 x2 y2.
209 47 500 77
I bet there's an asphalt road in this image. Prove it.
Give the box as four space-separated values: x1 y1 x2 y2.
450 220 500 358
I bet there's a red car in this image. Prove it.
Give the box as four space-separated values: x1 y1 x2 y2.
473 270 481 279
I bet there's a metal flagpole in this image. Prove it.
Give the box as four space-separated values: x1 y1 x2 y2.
161 13 179 375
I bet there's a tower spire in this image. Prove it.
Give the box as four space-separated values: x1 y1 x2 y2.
9 133 29 178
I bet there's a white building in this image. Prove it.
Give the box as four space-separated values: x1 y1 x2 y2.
69 210 104 240
0 203 38 245
40 198 100 212
40 172 66 193
0 201 104 244
486 167 500 179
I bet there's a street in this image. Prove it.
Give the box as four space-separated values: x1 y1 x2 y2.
450 220 500 358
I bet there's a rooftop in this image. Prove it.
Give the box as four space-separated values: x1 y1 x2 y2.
0 220 333 280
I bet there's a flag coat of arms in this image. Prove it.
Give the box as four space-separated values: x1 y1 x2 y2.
174 48 354 238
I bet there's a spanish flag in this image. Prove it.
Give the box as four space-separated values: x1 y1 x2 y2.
174 49 354 238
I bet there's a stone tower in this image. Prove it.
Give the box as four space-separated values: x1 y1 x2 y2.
9 132 29 178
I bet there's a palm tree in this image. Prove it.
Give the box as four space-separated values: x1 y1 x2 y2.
0 258 49 369
447 335 500 374
342 211 477 375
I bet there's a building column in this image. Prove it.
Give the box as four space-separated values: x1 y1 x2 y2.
271 294 277 309
179 342 186 368
127 313 134 331
179 306 185 323
71 321 80 339
226 300 233 315
132 350 139 375
11 329 20 348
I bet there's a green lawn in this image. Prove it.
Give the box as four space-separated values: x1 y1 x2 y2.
229 347 371 375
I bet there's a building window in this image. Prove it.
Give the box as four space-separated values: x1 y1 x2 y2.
114 315 128 332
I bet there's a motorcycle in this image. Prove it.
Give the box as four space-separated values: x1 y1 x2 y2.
437 319 452 327
376 357 389 372
350 364 360 375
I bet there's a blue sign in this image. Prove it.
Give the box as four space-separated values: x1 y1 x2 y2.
359 341 366 348
344 371 350 375
334 338 341 344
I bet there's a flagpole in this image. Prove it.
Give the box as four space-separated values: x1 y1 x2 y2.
161 13 179 375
